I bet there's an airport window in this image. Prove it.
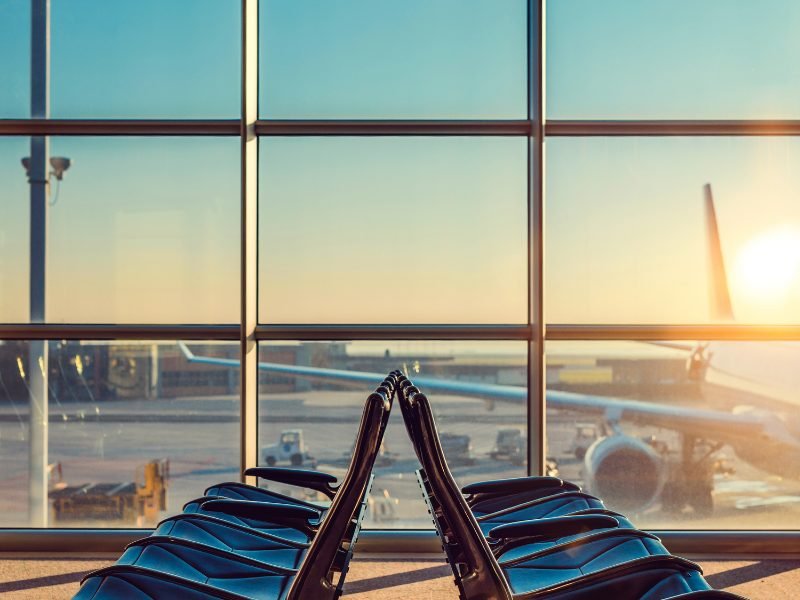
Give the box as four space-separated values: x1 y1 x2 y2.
0 137 29 322
257 341 527 528
259 0 527 119
3 136 240 324
0 0 798 545
547 0 800 119
0 340 240 528
546 137 800 324
546 341 800 530
258 137 528 324
0 0 241 119
0 3 29 118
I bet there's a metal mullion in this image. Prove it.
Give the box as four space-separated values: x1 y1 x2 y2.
527 0 546 477
546 324 800 341
0 119 240 136
254 325 531 341
240 0 259 486
545 120 800 137
7 119 800 139
255 120 531 136
3 528 800 556
0 324 239 340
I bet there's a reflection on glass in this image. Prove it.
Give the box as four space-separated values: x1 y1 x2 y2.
0 1 29 117
260 0 526 118
0 0 239 118
546 137 800 324
3 136 239 324
546 341 800 529
0 137 31 322
49 0 239 117
259 137 528 324
547 0 800 119
0 340 239 527
257 341 527 528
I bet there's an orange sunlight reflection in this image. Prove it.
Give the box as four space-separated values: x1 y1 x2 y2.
733 226 800 306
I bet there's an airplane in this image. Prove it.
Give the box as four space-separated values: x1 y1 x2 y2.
177 184 800 518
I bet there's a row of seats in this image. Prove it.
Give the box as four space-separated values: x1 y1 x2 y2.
73 374 399 600
74 370 749 599
398 374 748 600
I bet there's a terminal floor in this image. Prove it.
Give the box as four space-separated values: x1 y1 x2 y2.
0 554 798 599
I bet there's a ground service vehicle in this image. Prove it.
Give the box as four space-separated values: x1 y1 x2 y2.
440 432 475 465
263 429 316 467
49 459 169 526
490 428 526 465
570 422 601 460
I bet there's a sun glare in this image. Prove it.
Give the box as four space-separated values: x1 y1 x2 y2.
733 227 800 302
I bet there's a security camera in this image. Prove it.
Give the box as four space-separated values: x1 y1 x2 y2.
21 156 72 181
49 157 71 180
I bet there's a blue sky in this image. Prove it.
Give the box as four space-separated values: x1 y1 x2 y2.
259 137 528 324
0 0 240 118
260 0 526 118
548 0 800 118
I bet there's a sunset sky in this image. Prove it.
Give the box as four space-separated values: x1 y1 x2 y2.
2 1 800 324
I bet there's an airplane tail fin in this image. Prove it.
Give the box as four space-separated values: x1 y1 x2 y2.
704 183 735 321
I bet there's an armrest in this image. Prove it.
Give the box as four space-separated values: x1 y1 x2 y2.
201 499 319 525
245 467 338 499
488 514 618 541
665 593 749 600
462 476 565 496
81 565 246 599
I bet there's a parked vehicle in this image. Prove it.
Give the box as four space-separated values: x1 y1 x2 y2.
342 441 396 468
441 433 476 466
490 428 526 465
263 429 316 467
569 422 600 460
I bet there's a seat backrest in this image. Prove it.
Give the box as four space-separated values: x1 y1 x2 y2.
396 377 424 460
409 390 513 600
375 374 398 443
287 385 392 600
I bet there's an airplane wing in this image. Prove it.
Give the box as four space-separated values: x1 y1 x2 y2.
177 342 767 445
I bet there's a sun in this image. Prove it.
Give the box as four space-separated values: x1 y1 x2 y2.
733 227 800 303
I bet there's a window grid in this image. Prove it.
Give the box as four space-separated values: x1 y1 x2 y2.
1 0 799 533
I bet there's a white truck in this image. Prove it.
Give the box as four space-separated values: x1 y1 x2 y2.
262 429 317 468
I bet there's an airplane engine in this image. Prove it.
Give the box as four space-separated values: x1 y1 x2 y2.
583 434 666 514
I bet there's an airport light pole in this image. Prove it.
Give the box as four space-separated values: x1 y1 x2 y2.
28 0 50 527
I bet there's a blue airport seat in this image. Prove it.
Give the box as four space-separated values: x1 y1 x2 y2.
74 566 246 600
204 376 398 511
399 375 618 546
176 496 318 544
159 374 397 549
404 385 749 599
75 377 396 600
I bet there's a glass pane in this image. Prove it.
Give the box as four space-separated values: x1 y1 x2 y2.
546 341 800 529
260 0 527 118
547 0 800 119
546 137 800 324
48 0 239 118
0 137 30 321
0 0 30 117
259 137 527 324
1 136 240 323
257 341 527 528
0 340 239 527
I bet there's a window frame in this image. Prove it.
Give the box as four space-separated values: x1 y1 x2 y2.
1 0 798 553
